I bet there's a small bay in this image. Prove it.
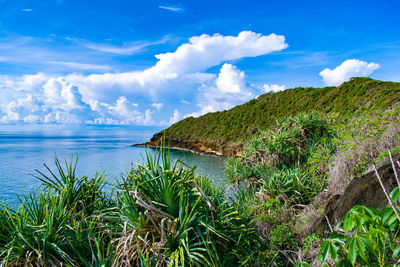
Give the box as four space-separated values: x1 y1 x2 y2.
0 131 226 207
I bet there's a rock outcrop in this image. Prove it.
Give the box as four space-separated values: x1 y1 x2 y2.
143 132 243 157
303 159 398 237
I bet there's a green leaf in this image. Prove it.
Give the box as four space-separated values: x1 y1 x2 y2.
368 227 388 249
390 187 400 202
318 238 343 262
381 206 394 222
342 206 379 232
385 211 398 226
295 262 310 267
336 258 353 267
393 245 400 258
330 232 347 240
342 215 357 232
346 234 368 264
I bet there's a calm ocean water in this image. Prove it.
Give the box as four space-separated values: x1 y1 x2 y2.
0 131 226 207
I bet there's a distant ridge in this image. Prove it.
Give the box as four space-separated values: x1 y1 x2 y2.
146 77 400 156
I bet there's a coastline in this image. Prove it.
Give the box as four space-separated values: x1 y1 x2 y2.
137 131 243 158
132 143 226 159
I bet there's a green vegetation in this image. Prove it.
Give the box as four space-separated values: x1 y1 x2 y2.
0 157 116 266
226 112 336 204
2 78 400 266
318 204 400 266
156 78 400 148
115 147 264 266
223 112 338 264
221 108 400 265
316 156 400 266
0 149 266 266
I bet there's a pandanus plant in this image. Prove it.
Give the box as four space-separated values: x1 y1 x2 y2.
114 146 220 266
114 146 263 266
0 148 265 266
0 156 115 266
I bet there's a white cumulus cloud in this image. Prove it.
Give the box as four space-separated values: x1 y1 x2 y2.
1 78 95 124
0 31 288 126
319 59 380 86
87 96 149 125
262 83 286 93
187 64 254 117
216 63 246 93
143 109 153 125
43 77 89 110
169 109 181 124
149 31 287 79
0 79 153 125
57 31 287 104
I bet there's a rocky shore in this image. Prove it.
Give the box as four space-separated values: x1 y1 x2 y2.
132 142 227 158
135 131 243 157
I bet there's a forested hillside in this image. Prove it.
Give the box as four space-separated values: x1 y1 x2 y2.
149 77 400 155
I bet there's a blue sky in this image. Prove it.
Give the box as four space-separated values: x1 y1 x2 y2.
0 0 399 128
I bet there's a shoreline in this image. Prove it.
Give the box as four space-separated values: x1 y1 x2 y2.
132 143 226 159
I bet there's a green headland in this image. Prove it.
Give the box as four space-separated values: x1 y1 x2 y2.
2 77 400 266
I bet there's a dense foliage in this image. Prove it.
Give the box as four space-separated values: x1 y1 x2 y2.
2 78 400 266
0 149 266 266
157 78 400 145
222 109 400 265
222 112 338 265
317 190 400 266
115 147 265 266
225 112 336 204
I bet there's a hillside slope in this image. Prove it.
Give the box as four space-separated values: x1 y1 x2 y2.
147 77 400 156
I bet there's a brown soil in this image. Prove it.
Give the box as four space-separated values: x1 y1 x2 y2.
143 133 243 157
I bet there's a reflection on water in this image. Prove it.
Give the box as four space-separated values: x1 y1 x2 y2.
0 131 226 207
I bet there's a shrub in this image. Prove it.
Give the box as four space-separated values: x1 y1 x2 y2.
226 112 334 201
115 146 266 266
270 223 296 250
258 166 324 205
0 156 115 266
318 204 400 266
159 78 400 146
0 150 266 266
326 110 400 196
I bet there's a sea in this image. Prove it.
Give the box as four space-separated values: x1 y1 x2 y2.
0 130 226 207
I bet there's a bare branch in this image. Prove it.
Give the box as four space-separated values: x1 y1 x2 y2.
192 179 219 212
324 215 333 233
389 149 400 189
373 163 400 222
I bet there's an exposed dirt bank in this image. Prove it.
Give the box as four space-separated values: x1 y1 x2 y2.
300 157 399 238
136 131 243 157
